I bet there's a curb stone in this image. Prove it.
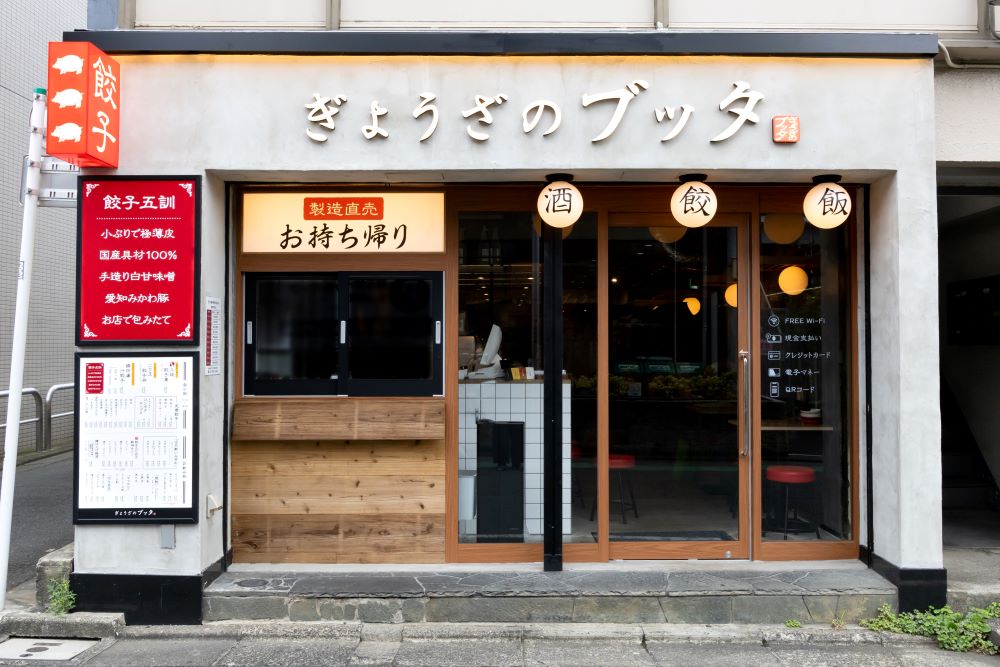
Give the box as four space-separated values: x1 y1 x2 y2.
0 611 124 639
0 615 949 649
122 619 362 639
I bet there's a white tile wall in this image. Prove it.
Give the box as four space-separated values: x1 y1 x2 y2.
458 379 572 536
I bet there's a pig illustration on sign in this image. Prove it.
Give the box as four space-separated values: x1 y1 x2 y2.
52 54 84 75
52 88 82 109
51 123 82 142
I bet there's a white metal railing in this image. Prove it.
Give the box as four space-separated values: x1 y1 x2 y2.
0 389 44 452
0 384 75 453
43 383 75 452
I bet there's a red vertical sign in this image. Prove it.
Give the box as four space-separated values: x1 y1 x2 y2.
47 42 121 168
78 177 199 344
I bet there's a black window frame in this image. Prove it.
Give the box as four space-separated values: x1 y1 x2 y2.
244 271 443 397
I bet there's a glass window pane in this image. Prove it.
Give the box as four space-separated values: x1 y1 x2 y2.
458 212 539 544
759 215 852 542
608 224 740 542
564 215 598 544
348 276 434 381
254 277 338 384
456 212 598 545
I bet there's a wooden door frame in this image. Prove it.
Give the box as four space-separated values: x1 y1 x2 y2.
752 188 861 561
604 209 751 560
430 185 857 563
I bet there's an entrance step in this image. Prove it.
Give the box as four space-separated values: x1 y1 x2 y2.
204 566 896 625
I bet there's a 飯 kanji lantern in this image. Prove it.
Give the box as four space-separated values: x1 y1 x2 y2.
804 175 852 230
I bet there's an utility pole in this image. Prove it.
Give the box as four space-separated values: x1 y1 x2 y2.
0 88 47 608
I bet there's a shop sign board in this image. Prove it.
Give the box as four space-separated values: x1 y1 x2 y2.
47 41 120 168
77 176 200 345
303 80 794 147
74 352 198 524
242 192 444 253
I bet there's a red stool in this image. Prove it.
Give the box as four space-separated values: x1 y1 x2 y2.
766 465 820 540
590 454 639 524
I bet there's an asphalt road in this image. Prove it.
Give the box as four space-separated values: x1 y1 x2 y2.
0 633 989 666
4 451 74 589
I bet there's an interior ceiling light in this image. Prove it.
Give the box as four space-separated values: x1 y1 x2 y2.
724 283 738 308
649 226 686 244
778 265 809 296
763 213 805 244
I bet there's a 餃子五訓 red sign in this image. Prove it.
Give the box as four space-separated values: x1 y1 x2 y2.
47 41 120 168
77 177 200 345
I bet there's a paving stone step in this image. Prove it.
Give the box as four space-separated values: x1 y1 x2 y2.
203 568 897 625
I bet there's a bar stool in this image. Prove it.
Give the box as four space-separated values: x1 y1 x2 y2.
590 454 639 524
766 465 821 540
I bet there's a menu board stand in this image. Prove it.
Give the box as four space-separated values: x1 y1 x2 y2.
74 352 199 524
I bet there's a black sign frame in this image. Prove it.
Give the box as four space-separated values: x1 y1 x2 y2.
73 351 199 524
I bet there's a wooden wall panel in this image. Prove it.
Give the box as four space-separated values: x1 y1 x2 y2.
231 439 446 563
231 398 445 441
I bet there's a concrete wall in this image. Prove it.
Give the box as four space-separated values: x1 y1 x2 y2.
135 0 329 30
935 68 1000 491
936 69 1000 166
129 0 977 31
340 1 652 29
0 0 87 453
71 53 941 573
669 0 976 32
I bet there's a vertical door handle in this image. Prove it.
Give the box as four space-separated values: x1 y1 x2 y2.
245 321 253 345
339 320 346 345
739 349 751 457
435 320 441 345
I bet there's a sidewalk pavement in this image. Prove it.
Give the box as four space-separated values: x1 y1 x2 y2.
0 615 995 666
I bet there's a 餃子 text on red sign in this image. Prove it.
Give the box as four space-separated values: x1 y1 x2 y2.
47 41 120 168
78 178 199 344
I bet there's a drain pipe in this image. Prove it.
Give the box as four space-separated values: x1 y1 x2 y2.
938 39 1000 69
992 0 1000 41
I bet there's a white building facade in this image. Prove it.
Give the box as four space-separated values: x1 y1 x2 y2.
60 0 1000 624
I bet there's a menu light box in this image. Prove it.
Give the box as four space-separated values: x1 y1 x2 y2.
77 175 200 345
74 352 198 524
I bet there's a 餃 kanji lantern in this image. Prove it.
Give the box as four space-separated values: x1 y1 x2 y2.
670 174 717 228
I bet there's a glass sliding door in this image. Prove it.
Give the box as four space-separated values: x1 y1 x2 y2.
606 214 750 558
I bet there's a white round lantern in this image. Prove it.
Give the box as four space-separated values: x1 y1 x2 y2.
670 176 717 228
803 179 852 229
537 179 583 229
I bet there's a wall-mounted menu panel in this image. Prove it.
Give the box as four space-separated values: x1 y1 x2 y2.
74 352 198 524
